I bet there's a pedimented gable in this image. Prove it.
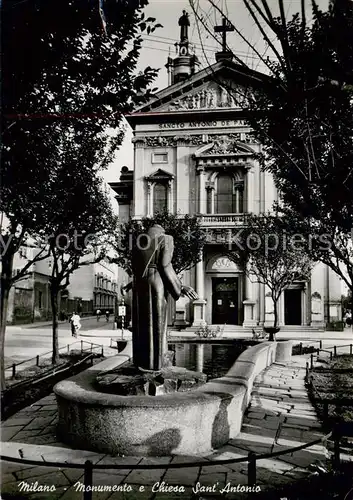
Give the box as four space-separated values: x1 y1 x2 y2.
130 60 269 117
195 136 255 156
145 169 174 181
155 79 250 113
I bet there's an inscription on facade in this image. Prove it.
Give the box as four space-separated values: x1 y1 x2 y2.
159 119 248 130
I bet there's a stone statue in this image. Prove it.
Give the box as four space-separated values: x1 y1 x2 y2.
122 224 197 372
178 10 190 42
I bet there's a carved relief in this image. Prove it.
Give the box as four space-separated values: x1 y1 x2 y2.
145 135 205 148
212 257 239 270
167 83 249 111
144 133 256 149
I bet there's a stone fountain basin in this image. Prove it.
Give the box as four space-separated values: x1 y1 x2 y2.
54 340 291 456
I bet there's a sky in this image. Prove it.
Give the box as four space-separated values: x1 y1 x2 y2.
104 0 329 185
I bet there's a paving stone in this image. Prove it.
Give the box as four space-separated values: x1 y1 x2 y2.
95 455 142 475
19 435 59 445
3 417 35 428
107 487 159 500
1 472 17 484
14 466 62 481
278 427 304 440
60 467 85 484
8 429 43 441
24 416 57 430
0 480 23 497
153 489 193 500
162 466 199 486
225 471 249 486
27 485 69 500
197 472 226 487
2 426 28 441
39 425 57 436
125 457 171 485
58 483 91 500
246 410 266 420
199 464 233 474
89 471 127 486
0 462 36 475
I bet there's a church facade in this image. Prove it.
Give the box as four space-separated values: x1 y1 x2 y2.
111 14 342 330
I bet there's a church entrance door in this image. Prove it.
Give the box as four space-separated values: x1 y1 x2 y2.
212 278 238 325
284 289 302 325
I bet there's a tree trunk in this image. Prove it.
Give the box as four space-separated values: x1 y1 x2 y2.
273 297 278 328
0 253 14 390
50 285 60 365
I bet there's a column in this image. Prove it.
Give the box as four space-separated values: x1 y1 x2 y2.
246 162 256 214
167 179 174 212
133 140 145 218
196 343 204 372
176 142 190 214
243 260 257 328
192 251 206 327
146 182 152 216
198 167 207 214
210 187 215 213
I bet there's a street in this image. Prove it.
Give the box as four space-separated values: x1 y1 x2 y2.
4 317 123 369
4 317 353 370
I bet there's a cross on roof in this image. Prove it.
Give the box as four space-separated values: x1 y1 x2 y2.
214 17 235 52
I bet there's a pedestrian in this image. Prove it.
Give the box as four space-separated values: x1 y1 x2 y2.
70 312 81 337
96 309 101 321
105 310 110 322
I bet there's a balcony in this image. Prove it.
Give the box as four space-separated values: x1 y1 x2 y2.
198 214 248 227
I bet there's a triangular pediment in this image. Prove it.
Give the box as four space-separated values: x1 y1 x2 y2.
128 60 271 119
194 137 255 157
145 169 174 181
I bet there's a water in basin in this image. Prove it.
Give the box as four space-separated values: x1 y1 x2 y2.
168 342 248 380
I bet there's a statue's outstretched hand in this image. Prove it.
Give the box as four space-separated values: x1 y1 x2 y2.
121 282 132 297
181 285 198 300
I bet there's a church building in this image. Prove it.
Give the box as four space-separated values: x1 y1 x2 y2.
110 12 342 331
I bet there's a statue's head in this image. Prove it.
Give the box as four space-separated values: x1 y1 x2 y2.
147 224 165 238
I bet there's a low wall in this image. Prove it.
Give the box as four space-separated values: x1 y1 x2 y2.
54 341 291 456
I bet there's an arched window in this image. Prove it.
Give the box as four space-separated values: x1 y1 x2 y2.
153 183 168 214
215 174 236 213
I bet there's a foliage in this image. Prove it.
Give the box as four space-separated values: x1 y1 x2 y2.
42 171 119 363
0 0 160 387
114 210 206 276
193 0 353 303
229 213 312 327
194 324 224 338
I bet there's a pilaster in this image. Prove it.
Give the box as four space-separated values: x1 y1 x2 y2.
192 252 206 326
197 166 207 214
132 139 145 218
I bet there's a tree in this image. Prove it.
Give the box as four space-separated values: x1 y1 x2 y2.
229 214 312 329
1 0 160 388
191 0 353 315
43 172 118 364
114 210 206 276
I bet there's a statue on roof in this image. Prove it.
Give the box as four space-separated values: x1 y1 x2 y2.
178 10 190 42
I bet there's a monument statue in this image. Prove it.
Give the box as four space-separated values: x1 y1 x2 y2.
178 10 190 42
122 224 197 372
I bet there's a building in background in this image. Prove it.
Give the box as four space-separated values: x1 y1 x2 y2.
7 248 118 323
110 12 342 331
66 260 118 315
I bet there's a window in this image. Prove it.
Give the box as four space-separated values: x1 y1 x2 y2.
153 183 168 214
152 153 168 164
38 291 43 309
215 174 236 213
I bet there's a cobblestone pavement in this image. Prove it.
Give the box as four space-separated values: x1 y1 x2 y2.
0 356 341 500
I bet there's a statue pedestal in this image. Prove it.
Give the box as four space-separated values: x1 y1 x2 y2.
192 299 206 327
174 296 188 327
243 299 257 327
